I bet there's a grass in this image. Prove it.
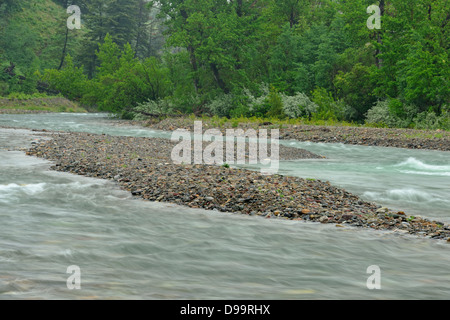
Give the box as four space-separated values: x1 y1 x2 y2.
0 103 87 113
167 115 361 129
0 94 88 113
403 132 445 139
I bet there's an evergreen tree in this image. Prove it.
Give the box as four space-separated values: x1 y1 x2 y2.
105 0 140 48
78 0 110 78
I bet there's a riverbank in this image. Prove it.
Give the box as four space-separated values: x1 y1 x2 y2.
0 97 87 114
140 117 450 151
24 129 450 242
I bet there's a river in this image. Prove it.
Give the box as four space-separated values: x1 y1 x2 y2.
0 113 449 300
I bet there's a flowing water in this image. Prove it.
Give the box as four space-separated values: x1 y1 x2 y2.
0 113 449 300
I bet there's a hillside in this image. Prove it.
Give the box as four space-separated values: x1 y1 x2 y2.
0 0 85 95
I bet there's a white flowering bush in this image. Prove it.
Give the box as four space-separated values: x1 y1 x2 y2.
281 92 319 118
244 83 270 113
365 100 393 126
414 108 450 130
132 99 175 120
327 100 357 121
206 93 234 118
366 99 423 128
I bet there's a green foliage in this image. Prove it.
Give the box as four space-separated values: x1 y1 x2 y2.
397 37 449 112
244 84 270 118
133 99 175 120
0 0 22 15
206 93 234 118
0 0 447 130
269 24 302 94
311 87 357 122
5 92 48 100
334 63 377 121
81 37 172 113
365 99 432 129
366 100 399 128
0 82 8 96
41 55 88 101
371 0 449 116
413 108 450 131
266 86 286 119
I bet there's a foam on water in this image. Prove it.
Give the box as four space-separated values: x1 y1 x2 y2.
0 183 46 200
363 188 435 203
395 157 450 172
400 170 450 177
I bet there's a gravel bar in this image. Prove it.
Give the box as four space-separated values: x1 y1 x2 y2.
23 130 450 242
143 118 450 151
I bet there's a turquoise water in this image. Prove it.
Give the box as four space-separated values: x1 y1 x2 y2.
0 113 449 300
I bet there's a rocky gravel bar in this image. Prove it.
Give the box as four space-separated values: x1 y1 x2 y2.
279 125 450 151
24 130 450 242
142 118 450 151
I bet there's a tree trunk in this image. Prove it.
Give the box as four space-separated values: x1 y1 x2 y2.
134 0 145 58
58 27 69 70
236 0 243 17
188 45 200 93
210 62 229 94
375 0 385 69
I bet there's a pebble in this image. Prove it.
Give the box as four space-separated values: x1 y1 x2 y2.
319 216 329 223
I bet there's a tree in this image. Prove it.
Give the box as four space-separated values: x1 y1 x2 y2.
153 0 264 100
372 0 449 113
105 0 140 47
77 0 110 78
85 35 171 115
41 54 88 100
0 0 22 16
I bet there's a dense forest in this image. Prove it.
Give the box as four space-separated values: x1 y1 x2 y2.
0 0 449 129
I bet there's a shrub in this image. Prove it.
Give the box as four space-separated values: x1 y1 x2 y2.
132 99 175 120
0 81 9 96
413 108 450 131
334 63 377 121
311 87 356 121
366 99 419 128
6 92 48 100
365 100 397 127
206 93 234 118
266 86 286 119
230 104 251 118
244 83 270 117
281 92 318 119
40 55 88 101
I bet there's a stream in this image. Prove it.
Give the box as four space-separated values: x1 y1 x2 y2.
0 113 449 300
